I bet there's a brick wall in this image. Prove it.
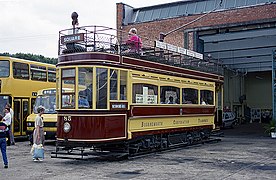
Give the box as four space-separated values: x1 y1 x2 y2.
117 3 276 50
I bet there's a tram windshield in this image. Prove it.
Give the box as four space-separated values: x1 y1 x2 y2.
33 94 56 114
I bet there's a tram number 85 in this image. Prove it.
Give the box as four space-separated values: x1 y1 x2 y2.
63 116 71 122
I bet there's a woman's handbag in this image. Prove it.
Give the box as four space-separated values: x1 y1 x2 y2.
32 144 44 159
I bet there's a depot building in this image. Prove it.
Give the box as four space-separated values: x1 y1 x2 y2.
116 0 276 124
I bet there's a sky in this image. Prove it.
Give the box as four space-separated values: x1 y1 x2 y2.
0 0 175 58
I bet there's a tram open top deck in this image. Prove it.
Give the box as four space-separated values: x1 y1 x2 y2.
58 25 223 83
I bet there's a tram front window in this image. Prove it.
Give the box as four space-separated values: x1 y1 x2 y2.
0 60 10 77
33 94 56 114
78 67 93 109
61 68 76 109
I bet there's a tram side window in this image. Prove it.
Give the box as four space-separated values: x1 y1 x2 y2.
183 88 198 104
30 65 47 81
160 86 180 104
0 60 10 77
200 90 214 105
132 83 158 104
78 67 92 109
96 68 108 109
13 62 29 79
120 70 127 100
48 68 56 82
110 69 118 100
61 68 75 108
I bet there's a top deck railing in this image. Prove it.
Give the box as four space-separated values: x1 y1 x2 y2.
59 25 223 75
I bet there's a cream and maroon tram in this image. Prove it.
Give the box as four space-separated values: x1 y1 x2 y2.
53 25 223 158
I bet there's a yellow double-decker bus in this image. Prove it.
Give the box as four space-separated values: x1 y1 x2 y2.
0 56 56 137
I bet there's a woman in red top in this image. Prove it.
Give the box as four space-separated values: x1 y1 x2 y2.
126 28 142 53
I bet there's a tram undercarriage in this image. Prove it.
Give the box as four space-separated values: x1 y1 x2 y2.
51 128 220 160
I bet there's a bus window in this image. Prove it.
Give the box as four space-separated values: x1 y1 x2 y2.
160 86 180 104
110 69 118 100
120 70 127 100
96 68 108 109
0 95 12 113
34 93 56 114
61 68 75 108
78 67 93 108
13 62 29 79
132 83 158 104
200 90 214 105
30 65 47 81
48 68 56 82
0 60 10 77
183 88 198 104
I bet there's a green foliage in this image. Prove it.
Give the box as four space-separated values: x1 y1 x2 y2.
263 120 276 135
0 52 57 65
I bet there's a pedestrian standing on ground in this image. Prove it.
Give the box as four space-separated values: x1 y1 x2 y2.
0 114 9 168
3 108 11 146
5 104 15 145
33 106 45 161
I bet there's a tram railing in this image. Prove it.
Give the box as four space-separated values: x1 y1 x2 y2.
58 25 223 75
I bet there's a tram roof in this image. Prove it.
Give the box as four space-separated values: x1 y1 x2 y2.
57 25 223 82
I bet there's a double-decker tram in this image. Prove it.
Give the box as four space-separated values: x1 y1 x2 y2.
53 24 223 158
0 56 56 137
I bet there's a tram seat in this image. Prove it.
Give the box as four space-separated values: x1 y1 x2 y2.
63 43 86 54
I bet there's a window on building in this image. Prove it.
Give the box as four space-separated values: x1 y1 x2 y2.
13 62 29 80
183 88 198 104
247 0 258 6
200 90 214 105
160 86 180 104
205 0 216 12
186 3 196 15
236 0 246 7
177 4 188 16
78 67 93 109
136 10 145 22
195 1 206 13
225 0 235 8
160 7 170 19
168 5 178 17
132 83 158 104
143 10 153 22
152 8 161 20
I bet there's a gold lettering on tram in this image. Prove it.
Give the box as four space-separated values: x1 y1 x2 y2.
173 120 189 124
141 122 163 127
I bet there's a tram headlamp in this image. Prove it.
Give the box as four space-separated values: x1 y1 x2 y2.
63 122 71 133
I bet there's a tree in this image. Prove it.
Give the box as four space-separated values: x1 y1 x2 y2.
0 52 58 65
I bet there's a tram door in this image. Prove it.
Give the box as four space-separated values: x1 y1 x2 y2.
13 98 29 136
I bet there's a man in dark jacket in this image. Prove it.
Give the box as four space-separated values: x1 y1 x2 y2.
0 114 8 168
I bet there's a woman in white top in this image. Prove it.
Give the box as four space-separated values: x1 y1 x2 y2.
33 106 45 146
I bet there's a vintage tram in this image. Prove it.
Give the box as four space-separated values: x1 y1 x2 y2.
52 24 223 158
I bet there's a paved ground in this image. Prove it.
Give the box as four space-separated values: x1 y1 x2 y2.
1 122 276 180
